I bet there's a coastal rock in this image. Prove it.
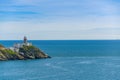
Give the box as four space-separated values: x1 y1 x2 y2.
19 45 49 59
0 44 51 61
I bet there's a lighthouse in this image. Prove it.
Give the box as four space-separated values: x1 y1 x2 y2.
23 36 32 46
24 36 27 43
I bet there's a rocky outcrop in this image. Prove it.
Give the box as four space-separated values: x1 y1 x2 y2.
0 44 51 61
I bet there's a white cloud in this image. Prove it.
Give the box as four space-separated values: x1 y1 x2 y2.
0 14 120 40
0 0 120 40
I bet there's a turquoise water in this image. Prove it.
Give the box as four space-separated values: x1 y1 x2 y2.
1 57 120 80
1 40 120 56
0 40 120 80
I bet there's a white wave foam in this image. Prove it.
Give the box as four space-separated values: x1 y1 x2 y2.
45 63 73 73
77 61 94 64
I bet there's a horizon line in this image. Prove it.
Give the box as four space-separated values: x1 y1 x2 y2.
0 39 120 41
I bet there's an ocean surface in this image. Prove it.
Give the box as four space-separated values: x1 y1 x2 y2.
0 40 120 80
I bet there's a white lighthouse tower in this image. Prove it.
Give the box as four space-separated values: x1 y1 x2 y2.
23 36 32 46
24 36 27 44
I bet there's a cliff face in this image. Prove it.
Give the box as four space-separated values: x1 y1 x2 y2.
0 44 51 61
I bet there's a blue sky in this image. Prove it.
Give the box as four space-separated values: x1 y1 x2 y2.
0 0 120 40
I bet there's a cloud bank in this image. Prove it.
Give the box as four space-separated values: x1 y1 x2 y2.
0 0 120 40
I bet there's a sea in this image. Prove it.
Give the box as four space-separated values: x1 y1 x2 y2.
0 40 120 80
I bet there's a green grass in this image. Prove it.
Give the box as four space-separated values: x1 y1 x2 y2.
0 49 17 55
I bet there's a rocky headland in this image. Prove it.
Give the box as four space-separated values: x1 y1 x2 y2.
0 37 51 61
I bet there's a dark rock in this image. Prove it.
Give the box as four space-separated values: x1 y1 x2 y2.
0 44 51 61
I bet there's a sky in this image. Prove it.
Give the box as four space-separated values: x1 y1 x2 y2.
0 0 120 40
